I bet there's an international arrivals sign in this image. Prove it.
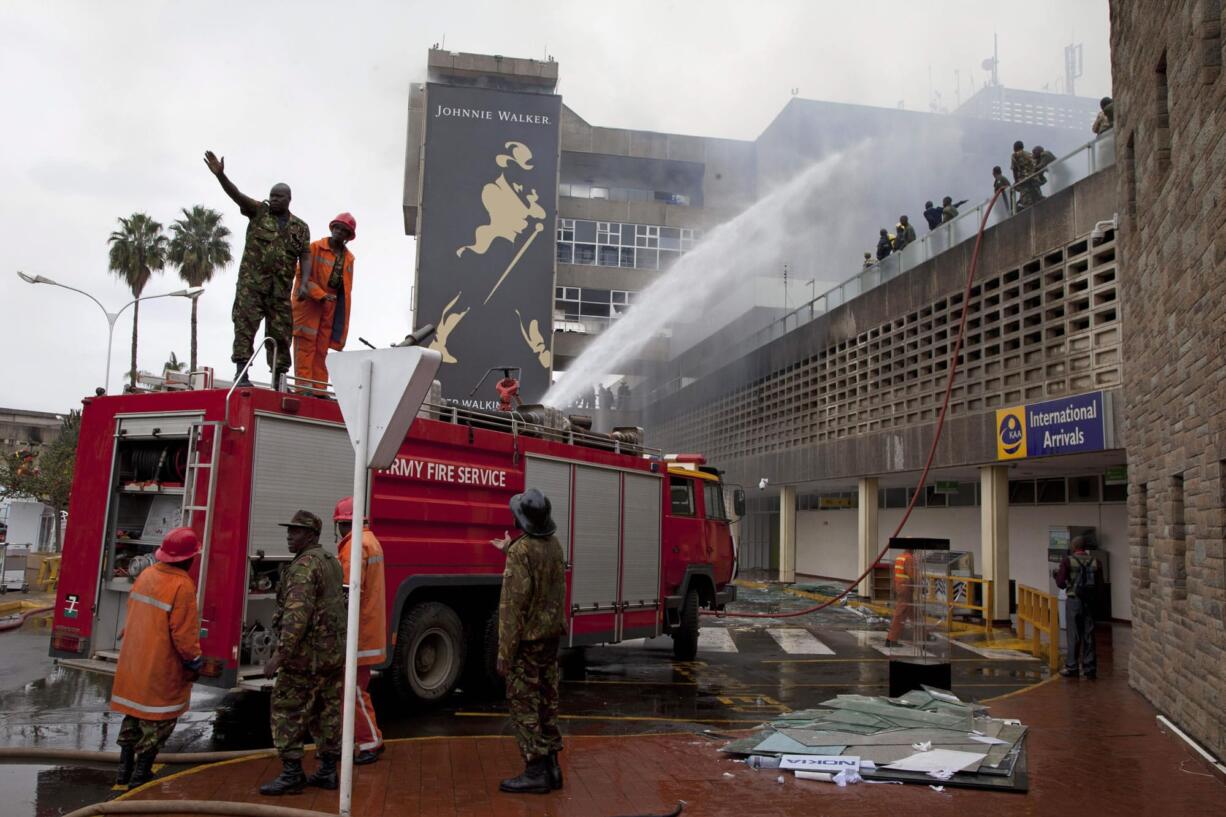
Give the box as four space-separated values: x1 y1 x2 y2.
995 391 1114 460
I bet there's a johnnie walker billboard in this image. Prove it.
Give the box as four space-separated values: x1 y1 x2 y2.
416 83 561 408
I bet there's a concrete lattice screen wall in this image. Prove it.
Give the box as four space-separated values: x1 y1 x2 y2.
1111 0 1226 761
659 230 1121 463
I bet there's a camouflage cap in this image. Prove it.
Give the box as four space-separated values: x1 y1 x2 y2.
277 509 322 533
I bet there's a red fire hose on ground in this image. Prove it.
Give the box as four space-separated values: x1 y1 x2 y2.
707 188 1005 620
0 606 53 632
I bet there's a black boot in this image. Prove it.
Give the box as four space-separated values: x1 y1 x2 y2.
128 752 157 787
500 757 551 794
307 753 338 790
259 759 307 796
115 745 135 787
547 752 563 790
235 365 252 387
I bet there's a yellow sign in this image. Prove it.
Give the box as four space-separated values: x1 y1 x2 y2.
995 406 1026 459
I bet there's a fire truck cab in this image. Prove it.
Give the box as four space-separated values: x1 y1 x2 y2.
50 384 740 703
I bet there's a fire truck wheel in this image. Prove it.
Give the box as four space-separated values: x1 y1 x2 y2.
392 602 467 703
672 590 700 661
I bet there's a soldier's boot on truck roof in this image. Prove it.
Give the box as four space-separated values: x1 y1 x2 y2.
547 752 563 790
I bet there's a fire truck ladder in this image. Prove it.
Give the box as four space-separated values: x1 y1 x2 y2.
182 419 223 610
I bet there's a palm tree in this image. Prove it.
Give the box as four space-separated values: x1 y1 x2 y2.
108 213 169 389
169 206 232 371
165 351 185 372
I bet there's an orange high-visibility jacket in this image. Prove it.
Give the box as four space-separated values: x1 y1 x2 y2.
110 562 202 720
893 550 917 593
339 527 387 666
292 237 354 350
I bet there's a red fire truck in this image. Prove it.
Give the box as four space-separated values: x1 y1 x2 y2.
49 384 740 702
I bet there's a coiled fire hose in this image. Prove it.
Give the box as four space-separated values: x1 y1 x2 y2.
705 187 1005 620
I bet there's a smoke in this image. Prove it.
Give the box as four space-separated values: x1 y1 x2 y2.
543 147 855 409
545 109 1087 411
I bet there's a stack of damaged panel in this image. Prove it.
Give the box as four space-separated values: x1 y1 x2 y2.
720 687 1028 792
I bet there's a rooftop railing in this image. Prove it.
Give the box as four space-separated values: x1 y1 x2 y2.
644 130 1117 405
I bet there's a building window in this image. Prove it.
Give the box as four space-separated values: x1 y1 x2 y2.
553 287 638 332
1155 50 1171 173
1036 478 1066 504
1137 481 1151 589
555 218 702 272
1009 480 1036 504
1069 475 1101 503
1125 132 1138 218
1170 473 1187 601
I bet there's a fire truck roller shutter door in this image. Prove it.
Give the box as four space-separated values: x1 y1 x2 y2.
248 416 355 560
522 458 572 564
620 473 662 613
571 466 620 613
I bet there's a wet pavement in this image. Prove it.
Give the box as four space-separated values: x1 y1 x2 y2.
121 623 1226 817
0 583 1051 816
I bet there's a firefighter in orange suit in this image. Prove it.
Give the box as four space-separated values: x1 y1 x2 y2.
885 548 917 647
334 495 386 764
110 527 204 788
292 213 356 391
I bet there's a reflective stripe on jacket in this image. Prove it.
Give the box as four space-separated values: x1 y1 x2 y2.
893 551 916 592
291 238 354 349
111 562 201 720
339 528 387 666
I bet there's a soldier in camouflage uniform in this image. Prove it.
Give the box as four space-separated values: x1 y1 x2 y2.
1011 140 1041 211
493 488 567 794
258 510 346 797
204 151 311 387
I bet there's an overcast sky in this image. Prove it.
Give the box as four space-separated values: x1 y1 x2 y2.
0 0 1111 414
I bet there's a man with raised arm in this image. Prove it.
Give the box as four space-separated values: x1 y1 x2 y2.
204 150 311 388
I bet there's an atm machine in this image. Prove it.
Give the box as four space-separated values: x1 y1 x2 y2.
1047 525 1111 623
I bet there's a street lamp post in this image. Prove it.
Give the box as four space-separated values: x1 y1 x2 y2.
17 272 204 394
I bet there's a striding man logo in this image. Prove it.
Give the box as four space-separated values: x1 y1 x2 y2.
430 140 552 370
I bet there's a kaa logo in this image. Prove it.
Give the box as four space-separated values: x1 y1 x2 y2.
996 407 1026 459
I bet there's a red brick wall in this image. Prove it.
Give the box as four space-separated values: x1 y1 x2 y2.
1111 0 1226 759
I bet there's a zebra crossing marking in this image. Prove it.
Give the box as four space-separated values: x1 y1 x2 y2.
765 627 835 655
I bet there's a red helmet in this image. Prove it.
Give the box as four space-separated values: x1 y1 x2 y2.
329 212 357 240
155 527 201 563
333 496 354 522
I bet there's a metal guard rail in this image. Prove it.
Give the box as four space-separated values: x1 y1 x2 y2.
419 401 662 458
1015 582 1062 672
645 129 1117 405
921 573 994 636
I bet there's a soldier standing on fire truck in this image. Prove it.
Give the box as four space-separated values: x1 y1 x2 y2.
109 527 204 789
203 150 312 387
493 488 567 794
259 511 346 796
334 496 386 764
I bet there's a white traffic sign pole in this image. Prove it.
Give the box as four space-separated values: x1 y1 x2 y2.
338 358 371 817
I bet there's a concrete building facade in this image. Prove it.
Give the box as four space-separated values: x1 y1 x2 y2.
403 49 1093 394
1110 0 1226 761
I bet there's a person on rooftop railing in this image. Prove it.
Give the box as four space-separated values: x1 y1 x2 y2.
1091 96 1114 134
876 228 893 260
1011 141 1041 211
895 215 917 250
922 200 943 230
